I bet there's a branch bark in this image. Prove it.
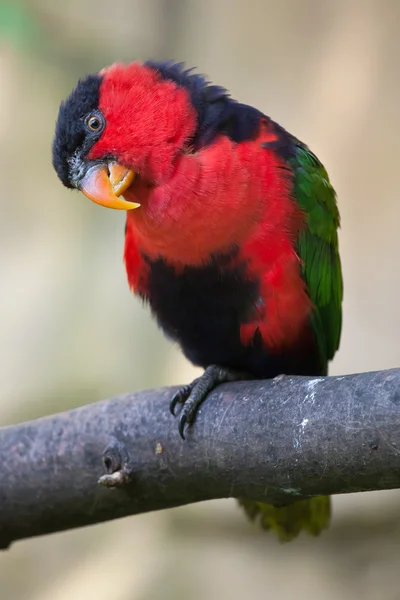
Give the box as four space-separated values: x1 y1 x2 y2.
1 368 400 549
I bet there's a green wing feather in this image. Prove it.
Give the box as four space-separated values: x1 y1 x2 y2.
290 141 343 373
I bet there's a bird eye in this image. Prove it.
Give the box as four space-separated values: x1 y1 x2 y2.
85 113 104 132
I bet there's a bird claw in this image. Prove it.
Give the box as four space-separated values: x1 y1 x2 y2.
169 382 197 416
170 382 196 439
178 414 188 440
170 366 248 440
170 391 182 416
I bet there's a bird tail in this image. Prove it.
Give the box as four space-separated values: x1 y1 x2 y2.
237 496 331 541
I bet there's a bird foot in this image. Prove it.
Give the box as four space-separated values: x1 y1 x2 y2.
170 365 248 439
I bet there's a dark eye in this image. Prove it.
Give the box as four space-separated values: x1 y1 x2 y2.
85 113 104 132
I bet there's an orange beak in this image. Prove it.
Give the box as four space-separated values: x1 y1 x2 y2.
79 161 140 210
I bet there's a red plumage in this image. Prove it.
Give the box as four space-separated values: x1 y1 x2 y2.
121 114 311 351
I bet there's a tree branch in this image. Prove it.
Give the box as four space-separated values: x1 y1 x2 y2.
1 368 400 549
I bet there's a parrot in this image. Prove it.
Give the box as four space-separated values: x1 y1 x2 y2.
52 60 343 541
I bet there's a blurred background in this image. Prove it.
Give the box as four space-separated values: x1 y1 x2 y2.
0 0 399 598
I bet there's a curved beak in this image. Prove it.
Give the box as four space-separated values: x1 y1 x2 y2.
79 161 140 210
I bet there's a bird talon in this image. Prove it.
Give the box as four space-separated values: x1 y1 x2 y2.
170 384 193 416
171 367 246 438
169 394 181 416
178 414 188 440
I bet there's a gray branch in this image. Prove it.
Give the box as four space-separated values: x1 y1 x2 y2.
1 369 400 549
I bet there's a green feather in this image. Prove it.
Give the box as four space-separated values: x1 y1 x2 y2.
238 496 331 542
291 142 343 369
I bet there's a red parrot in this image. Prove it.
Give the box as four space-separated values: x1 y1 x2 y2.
52 61 343 540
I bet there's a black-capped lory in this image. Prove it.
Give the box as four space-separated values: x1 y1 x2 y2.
52 61 343 540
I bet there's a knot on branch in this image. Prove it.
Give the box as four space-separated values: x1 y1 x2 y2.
98 436 134 488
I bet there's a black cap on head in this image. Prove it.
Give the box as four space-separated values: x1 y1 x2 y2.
52 74 103 188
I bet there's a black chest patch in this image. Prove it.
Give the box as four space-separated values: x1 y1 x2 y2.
142 254 324 378
144 254 260 369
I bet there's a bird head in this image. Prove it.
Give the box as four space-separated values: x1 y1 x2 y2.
52 61 200 211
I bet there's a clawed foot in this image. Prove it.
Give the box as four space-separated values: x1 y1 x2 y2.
170 365 248 439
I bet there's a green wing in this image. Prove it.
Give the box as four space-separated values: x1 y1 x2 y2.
289 141 343 373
